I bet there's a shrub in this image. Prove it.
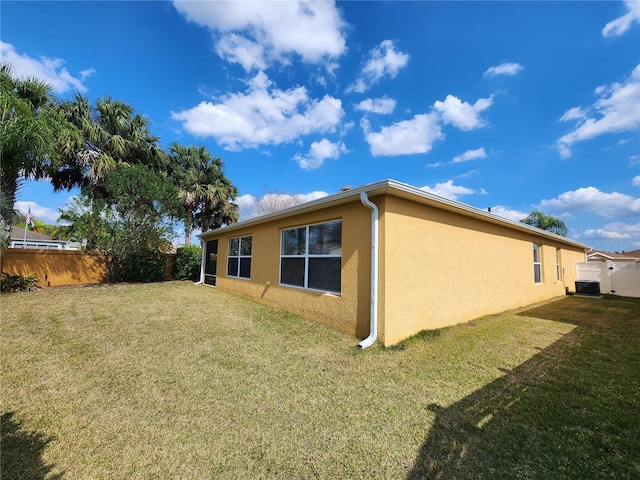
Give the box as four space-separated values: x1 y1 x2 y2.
101 249 169 284
174 245 202 281
1 272 40 292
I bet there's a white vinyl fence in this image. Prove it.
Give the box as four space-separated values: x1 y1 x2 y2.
576 262 640 298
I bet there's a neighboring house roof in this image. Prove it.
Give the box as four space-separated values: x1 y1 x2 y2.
10 226 57 242
10 226 70 248
587 249 640 262
199 179 589 250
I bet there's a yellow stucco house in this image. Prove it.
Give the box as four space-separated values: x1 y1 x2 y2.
198 179 587 347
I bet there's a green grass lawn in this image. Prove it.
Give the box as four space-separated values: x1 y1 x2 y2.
1 283 638 479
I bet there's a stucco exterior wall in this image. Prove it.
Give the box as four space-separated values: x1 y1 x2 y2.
207 200 373 339
1 250 176 287
560 249 585 291
1 249 107 287
380 196 586 345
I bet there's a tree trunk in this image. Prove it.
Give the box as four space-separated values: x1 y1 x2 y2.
184 210 193 246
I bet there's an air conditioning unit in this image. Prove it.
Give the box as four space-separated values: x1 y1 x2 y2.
575 280 601 296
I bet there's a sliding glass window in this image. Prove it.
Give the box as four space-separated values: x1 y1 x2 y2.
280 220 341 293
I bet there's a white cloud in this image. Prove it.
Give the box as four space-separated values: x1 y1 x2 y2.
171 71 344 150
434 94 493 131
427 161 445 168
538 186 640 218
483 62 524 77
559 106 587 122
215 34 267 72
428 148 487 167
302 191 330 202
80 69 96 82
0 41 91 94
452 147 487 164
633 175 640 186
455 170 480 178
602 0 640 37
346 40 409 93
236 193 258 211
583 229 629 240
489 206 528 222
14 201 61 224
557 64 640 158
293 138 347 170
420 180 480 201
360 92 494 157
580 222 640 246
172 0 347 71
314 74 328 88
354 97 396 115
340 120 355 137
361 113 443 157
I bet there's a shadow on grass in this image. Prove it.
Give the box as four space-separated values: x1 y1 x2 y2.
1 412 62 480
407 296 640 479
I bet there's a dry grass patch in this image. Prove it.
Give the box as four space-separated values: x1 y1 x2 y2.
2 284 637 479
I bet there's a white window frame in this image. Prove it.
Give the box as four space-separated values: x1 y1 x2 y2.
533 243 542 284
279 220 342 294
556 248 562 282
227 235 252 279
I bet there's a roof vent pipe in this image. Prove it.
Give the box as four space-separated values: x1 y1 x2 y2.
358 191 379 349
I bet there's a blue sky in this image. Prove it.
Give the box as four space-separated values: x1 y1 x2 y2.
2 0 639 250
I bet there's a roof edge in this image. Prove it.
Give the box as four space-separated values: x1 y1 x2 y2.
587 251 640 260
199 179 589 250
383 179 589 250
197 180 390 238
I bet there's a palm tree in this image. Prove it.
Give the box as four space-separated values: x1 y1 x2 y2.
53 95 167 195
0 64 81 225
520 210 568 237
0 185 18 252
168 143 238 244
195 172 239 233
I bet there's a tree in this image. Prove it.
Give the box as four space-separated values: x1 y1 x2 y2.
0 187 18 252
240 189 312 219
52 94 167 195
168 143 239 244
60 164 181 283
0 64 81 226
520 210 568 236
195 173 239 234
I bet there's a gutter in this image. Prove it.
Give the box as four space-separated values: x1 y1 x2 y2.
358 191 379 349
198 179 587 252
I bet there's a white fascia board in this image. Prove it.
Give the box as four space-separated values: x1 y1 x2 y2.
586 252 614 260
197 180 389 239
199 178 589 251
384 179 589 250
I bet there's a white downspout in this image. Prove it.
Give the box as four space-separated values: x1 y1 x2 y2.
194 238 206 285
359 192 379 349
